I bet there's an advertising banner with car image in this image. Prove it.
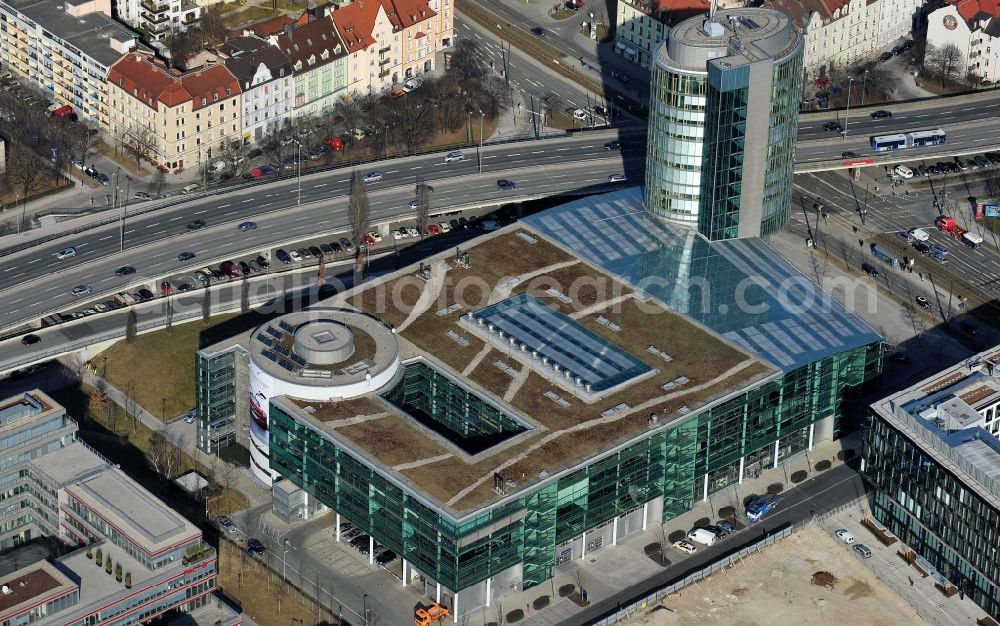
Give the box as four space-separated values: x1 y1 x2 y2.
248 360 273 438
974 198 1000 219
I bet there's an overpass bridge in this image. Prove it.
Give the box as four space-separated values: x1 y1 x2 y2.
2 91 1000 369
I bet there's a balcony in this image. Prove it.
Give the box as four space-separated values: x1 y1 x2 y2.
141 10 170 23
379 45 391 54
141 0 170 13
378 70 390 78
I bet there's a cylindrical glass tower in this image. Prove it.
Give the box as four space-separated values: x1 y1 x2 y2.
644 8 803 240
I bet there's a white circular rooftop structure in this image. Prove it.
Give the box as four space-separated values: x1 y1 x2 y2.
293 320 356 365
246 308 401 485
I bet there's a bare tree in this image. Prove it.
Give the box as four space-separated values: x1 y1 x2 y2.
390 97 433 155
451 39 487 83
240 279 249 313
349 170 371 249
924 43 965 87
165 299 173 334
480 76 512 120
124 125 156 169
147 427 184 491
125 308 137 344
415 176 430 238
88 383 109 423
72 125 101 168
199 5 227 44
152 168 167 195
6 143 44 209
202 289 211 325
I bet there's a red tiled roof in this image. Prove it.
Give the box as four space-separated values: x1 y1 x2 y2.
330 1 379 54
183 64 241 111
949 0 1000 22
763 0 848 28
330 0 436 54
623 0 710 25
108 52 240 111
275 15 349 68
108 53 176 110
233 15 296 38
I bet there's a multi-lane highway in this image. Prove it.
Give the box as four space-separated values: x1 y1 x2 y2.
0 133 643 337
3 92 1000 344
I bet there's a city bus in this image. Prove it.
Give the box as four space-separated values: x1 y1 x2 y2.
869 128 947 152
870 133 907 152
907 128 947 147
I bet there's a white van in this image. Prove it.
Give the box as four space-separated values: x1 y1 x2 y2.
962 232 983 249
181 183 201 194
894 164 914 179
687 528 717 547
909 228 930 242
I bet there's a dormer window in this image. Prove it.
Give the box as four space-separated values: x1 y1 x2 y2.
119 78 124 86
226 88 231 96
321 49 329 60
294 60 302 70
202 97 207 105
213 93 219 101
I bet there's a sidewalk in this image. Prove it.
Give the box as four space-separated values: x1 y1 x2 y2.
818 507 989 625
75 363 271 507
459 433 864 626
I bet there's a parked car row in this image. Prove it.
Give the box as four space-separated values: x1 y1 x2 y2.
672 518 740 555
335 521 397 567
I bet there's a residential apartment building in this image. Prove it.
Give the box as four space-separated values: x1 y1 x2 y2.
765 0 881 78
107 51 241 171
0 389 239 626
116 0 200 43
0 0 139 125
926 0 1000 83
877 0 923 49
220 36 293 143
272 11 348 117
332 0 452 94
863 350 1000 617
614 0 709 69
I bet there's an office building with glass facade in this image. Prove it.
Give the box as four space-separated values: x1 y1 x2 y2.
863 349 1000 618
0 390 238 626
222 191 885 621
645 8 803 240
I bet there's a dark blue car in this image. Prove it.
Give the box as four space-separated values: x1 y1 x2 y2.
275 249 292 264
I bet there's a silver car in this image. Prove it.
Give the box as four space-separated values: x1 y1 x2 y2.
55 247 77 260
363 171 383 183
71 285 92 296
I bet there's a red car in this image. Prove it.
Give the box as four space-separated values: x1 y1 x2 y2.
426 224 441 236
220 260 241 278
323 136 344 150
362 234 376 247
160 281 173 296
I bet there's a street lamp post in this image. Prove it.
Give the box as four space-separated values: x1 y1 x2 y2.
478 111 485 174
292 140 302 207
120 176 131 252
861 70 869 107
282 539 288 581
843 77 854 140
363 593 370 626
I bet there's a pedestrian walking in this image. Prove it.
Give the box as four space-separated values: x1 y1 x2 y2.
909 577 914 586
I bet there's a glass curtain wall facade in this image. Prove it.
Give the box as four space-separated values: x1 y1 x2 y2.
196 347 246 454
644 63 706 224
863 416 1000 616
698 66 749 240
759 50 803 236
270 341 881 595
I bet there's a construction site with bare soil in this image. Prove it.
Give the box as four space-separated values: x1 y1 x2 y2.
623 525 927 626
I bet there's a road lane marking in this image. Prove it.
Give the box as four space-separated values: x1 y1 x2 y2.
315 183 327 187
98 236 112 241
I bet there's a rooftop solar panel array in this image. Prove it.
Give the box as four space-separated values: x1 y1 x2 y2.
279 321 295 333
